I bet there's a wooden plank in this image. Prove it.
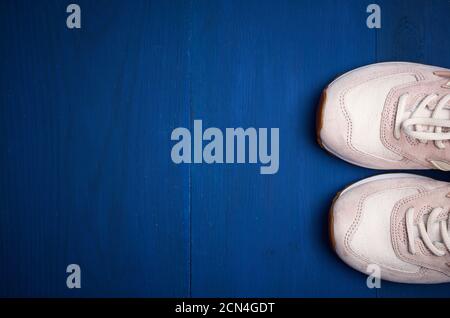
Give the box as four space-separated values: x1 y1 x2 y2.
0 0 190 296
189 0 377 297
1 0 450 298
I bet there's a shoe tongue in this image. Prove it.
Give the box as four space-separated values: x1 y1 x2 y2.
422 212 448 247
405 95 450 134
424 213 441 242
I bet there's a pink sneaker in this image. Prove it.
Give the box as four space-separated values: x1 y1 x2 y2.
330 173 450 284
317 62 450 170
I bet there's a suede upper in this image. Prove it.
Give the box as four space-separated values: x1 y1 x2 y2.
333 174 450 284
320 62 450 170
382 74 450 168
392 184 450 278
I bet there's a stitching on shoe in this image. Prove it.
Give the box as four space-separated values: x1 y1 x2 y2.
340 68 420 166
379 71 425 166
380 73 428 167
381 74 450 168
391 186 450 277
343 186 426 275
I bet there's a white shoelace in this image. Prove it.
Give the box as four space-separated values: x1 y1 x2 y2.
394 94 450 149
406 207 450 256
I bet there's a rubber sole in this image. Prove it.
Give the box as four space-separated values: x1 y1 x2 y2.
316 86 359 166
328 190 340 251
316 88 327 150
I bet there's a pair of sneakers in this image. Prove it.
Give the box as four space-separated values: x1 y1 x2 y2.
317 62 450 284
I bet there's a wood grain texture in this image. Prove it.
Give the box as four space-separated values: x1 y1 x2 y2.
189 0 377 298
0 0 191 297
0 0 449 297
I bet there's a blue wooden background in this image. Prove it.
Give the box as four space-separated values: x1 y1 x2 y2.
0 0 449 297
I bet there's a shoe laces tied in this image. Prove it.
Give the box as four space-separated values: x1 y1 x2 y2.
406 207 450 257
394 94 450 149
